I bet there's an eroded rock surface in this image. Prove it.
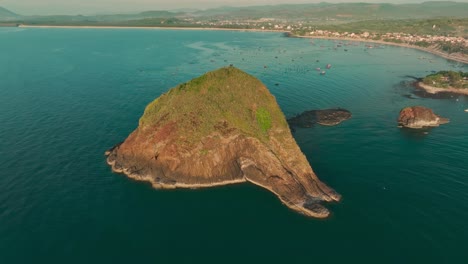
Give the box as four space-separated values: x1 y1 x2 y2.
106 67 340 218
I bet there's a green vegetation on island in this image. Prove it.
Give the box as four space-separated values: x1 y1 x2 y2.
139 66 288 144
422 71 468 89
255 107 273 134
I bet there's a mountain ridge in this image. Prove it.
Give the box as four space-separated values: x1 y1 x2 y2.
0 7 19 20
2 2 467 22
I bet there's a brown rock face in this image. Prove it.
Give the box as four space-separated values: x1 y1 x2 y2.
105 67 340 218
398 106 449 129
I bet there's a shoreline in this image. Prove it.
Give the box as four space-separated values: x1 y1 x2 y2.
18 24 280 33
416 82 468 95
106 154 332 218
292 35 468 64
16 24 468 64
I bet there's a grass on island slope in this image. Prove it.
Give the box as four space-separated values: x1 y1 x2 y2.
139 67 288 144
423 71 468 89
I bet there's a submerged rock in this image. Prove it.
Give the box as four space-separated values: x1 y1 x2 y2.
105 67 340 218
288 108 352 128
398 106 449 129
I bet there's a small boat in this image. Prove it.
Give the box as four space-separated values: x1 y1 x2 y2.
320 71 326 75
464 109 468 112
316 67 321 71
326 64 332 69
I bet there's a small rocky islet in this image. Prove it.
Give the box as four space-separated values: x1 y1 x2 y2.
106 67 340 218
398 106 449 129
288 108 352 128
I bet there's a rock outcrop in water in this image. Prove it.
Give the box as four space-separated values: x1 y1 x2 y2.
288 108 352 128
105 67 340 218
398 106 449 128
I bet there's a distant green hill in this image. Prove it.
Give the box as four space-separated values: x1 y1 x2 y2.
0 7 19 21
4 2 468 25
93 10 183 22
193 2 468 20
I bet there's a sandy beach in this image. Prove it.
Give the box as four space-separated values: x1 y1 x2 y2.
417 82 468 95
18 24 468 64
18 24 279 33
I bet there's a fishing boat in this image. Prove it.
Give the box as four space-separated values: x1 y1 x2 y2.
326 64 332 69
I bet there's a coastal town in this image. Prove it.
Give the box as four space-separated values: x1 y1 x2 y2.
188 19 465 47
181 18 467 62
304 29 466 47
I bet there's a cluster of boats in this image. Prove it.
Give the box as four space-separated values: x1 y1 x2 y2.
316 64 332 75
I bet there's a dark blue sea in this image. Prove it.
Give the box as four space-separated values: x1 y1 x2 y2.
1 27 467 263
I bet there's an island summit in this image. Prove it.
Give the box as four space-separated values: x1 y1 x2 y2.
105 67 340 218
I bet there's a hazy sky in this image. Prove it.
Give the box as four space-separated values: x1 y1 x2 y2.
1 0 466 15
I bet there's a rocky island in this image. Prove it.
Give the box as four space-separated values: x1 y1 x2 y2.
398 106 449 129
417 71 468 96
106 67 340 218
288 108 352 128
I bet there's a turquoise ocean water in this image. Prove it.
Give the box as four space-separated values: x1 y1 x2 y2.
0 28 467 263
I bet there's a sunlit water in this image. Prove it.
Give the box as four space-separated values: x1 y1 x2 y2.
1 28 467 263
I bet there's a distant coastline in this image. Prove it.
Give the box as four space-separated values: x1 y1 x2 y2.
16 24 468 64
17 24 279 33
292 35 468 64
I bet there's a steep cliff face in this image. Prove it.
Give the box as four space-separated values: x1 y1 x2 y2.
398 106 449 129
106 67 340 218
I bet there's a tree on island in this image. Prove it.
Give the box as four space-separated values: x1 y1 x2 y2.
423 71 468 89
